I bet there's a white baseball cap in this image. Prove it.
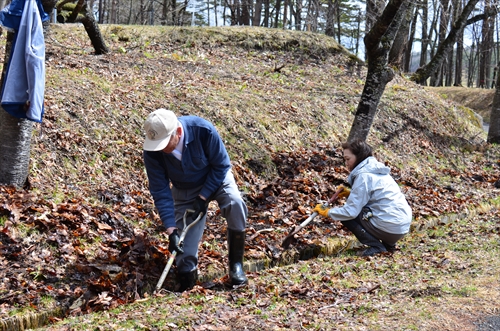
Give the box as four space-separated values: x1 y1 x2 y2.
143 109 178 151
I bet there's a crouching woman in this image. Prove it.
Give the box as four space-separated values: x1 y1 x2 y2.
314 140 412 256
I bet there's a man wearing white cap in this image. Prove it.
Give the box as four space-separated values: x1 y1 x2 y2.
143 108 248 291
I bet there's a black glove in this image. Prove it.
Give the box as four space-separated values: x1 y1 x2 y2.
168 229 184 254
192 196 207 220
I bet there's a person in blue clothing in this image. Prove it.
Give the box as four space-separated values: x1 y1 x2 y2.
314 140 412 256
143 109 248 291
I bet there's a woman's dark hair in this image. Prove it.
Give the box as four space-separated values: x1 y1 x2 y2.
341 140 373 169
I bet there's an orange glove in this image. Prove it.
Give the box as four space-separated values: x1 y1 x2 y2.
313 204 330 217
337 185 351 199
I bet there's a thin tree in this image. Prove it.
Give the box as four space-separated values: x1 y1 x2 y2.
488 61 500 143
419 0 429 67
454 0 465 86
347 0 410 142
478 0 494 88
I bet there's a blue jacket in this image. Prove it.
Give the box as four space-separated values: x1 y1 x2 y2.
0 0 49 122
143 116 231 228
328 157 412 234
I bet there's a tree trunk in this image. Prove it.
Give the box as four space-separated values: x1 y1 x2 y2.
325 0 335 37
273 0 281 28
98 0 104 23
57 1 109 54
0 0 57 187
411 0 481 85
294 0 301 29
453 0 464 86
388 3 413 70
365 0 384 34
242 0 251 25
488 61 500 143
253 0 262 26
263 0 269 27
419 0 429 67
161 0 168 25
403 4 418 72
0 33 33 188
454 30 464 85
282 0 287 28
478 0 494 88
347 0 409 142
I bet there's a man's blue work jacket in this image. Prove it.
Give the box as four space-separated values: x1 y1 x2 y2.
143 116 231 229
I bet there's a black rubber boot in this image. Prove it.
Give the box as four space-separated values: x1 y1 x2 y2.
342 219 387 256
177 269 198 292
227 229 248 285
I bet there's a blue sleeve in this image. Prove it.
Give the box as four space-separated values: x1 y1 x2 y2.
198 124 231 199
143 151 176 228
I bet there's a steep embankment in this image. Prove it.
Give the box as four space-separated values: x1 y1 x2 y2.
426 86 494 123
0 24 498 328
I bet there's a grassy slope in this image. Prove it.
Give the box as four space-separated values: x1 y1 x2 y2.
426 86 494 123
0 24 499 330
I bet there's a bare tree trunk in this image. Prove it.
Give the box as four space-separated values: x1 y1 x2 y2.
294 0 301 30
354 10 362 56
467 42 477 87
403 5 418 72
388 3 414 70
325 0 335 37
348 0 409 142
241 0 251 25
98 0 104 23
478 0 494 88
0 0 57 187
282 0 287 28
253 0 262 26
127 0 133 24
0 33 33 188
454 0 464 86
454 30 464 85
214 0 219 26
57 0 109 54
488 61 500 143
419 0 429 67
365 0 384 33
273 0 281 28
161 0 167 24
263 0 269 27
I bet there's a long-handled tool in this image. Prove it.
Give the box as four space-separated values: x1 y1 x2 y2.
155 209 204 293
281 186 345 249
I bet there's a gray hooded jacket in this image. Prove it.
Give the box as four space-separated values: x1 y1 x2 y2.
328 156 412 234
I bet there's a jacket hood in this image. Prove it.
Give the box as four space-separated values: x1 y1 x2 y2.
347 156 390 185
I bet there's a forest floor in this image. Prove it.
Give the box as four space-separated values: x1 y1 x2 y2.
0 24 499 330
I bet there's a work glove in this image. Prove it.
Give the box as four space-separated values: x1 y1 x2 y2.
192 196 207 220
168 229 184 254
313 204 331 218
337 185 351 199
